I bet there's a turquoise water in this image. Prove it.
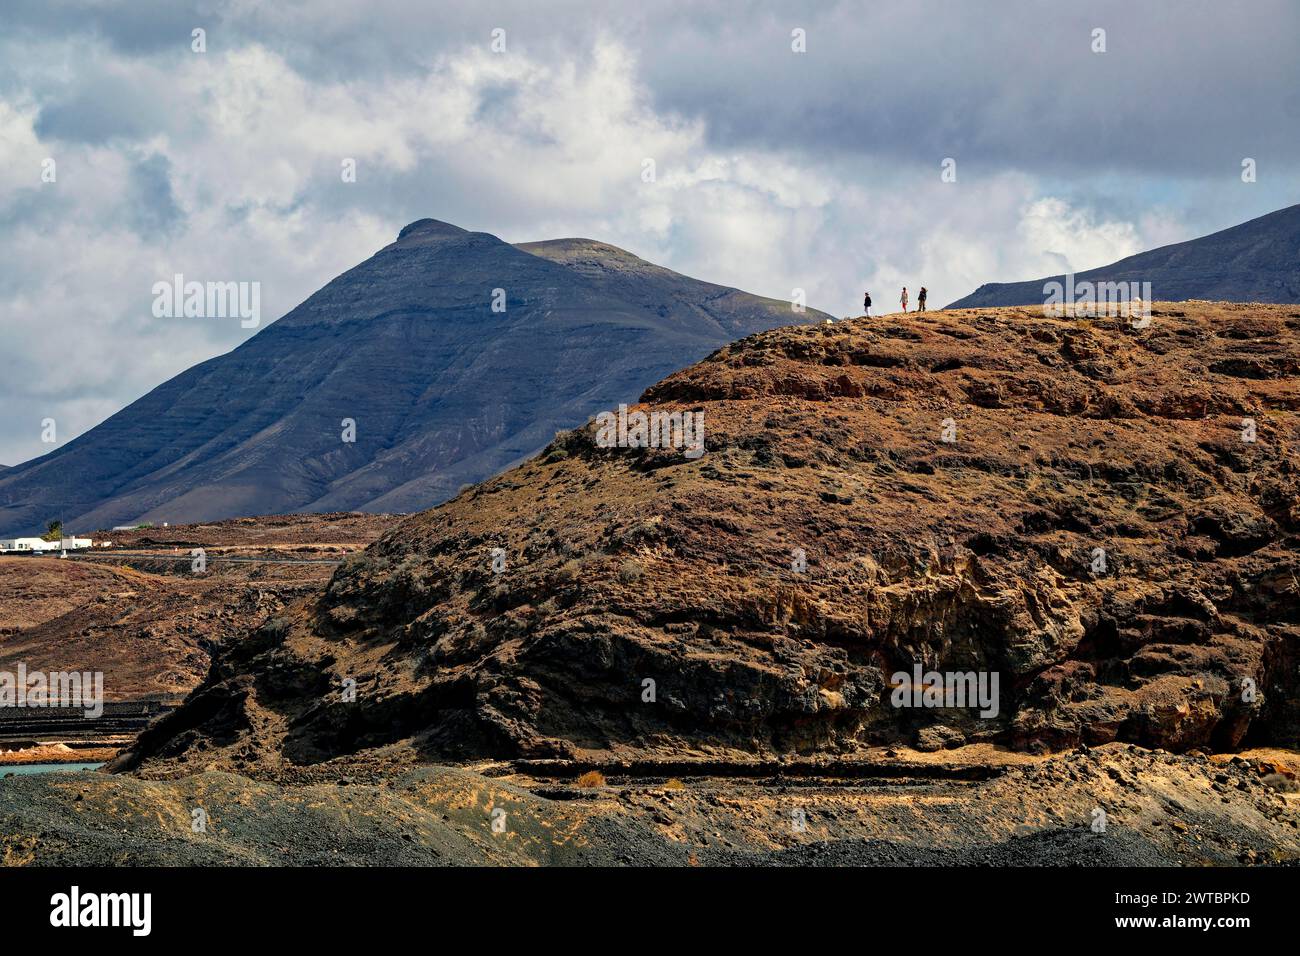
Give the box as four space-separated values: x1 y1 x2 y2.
1 762 104 776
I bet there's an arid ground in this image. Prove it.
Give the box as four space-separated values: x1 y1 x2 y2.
0 513 390 768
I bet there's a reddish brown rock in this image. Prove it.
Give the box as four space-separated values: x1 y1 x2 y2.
117 303 1300 775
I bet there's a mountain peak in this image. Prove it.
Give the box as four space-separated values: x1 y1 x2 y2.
396 218 470 241
0 222 829 534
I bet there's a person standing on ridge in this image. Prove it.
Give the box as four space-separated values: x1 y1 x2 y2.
917 287 928 312
901 287 909 312
863 291 872 316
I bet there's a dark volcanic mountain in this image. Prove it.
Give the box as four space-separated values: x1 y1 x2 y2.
947 204 1300 309
0 220 826 535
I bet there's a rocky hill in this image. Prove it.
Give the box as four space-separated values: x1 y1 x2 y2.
948 204 1300 308
0 220 825 535
116 302 1300 777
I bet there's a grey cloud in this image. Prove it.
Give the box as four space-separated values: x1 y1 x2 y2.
125 152 184 237
638 0 1300 177
5 0 223 57
9 0 1300 177
35 80 153 145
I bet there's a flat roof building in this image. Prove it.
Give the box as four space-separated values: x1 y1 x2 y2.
0 536 92 552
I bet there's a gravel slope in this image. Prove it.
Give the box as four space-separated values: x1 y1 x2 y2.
5 746 1298 866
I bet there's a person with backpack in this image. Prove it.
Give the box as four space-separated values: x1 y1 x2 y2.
917 287 928 312
863 291 872 316
901 287 908 312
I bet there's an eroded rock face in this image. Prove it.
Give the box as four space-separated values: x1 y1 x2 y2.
118 303 1300 774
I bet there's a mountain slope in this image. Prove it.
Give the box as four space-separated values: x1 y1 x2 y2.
947 204 1300 308
116 302 1300 776
0 220 826 534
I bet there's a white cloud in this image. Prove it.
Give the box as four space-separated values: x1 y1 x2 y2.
1015 197 1143 276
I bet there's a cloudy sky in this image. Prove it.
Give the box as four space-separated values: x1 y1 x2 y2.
1 0 1297 466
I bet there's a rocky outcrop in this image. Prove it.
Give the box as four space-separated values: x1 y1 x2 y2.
116 302 1300 775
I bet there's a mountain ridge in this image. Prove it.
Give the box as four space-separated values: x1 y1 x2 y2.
947 204 1300 309
0 221 828 535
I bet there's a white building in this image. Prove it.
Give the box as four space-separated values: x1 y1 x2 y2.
0 537 46 552
0 536 92 553
0 537 51 552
